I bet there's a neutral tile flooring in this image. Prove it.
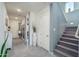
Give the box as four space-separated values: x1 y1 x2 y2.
7 39 56 57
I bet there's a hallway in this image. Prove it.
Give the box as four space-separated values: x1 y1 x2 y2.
7 39 54 57
0 2 79 57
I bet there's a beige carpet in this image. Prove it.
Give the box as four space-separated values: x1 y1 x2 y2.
7 39 56 57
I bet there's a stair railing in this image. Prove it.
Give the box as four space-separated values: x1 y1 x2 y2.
75 24 79 38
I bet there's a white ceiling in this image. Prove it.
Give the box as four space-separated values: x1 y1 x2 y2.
5 2 50 20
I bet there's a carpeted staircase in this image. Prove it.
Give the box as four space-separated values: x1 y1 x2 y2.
54 26 79 57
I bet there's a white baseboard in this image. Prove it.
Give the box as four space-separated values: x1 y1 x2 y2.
48 51 57 57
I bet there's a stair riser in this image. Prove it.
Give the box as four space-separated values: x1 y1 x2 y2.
65 29 77 30
65 27 77 29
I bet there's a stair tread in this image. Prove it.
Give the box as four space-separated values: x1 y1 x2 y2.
59 41 77 46
57 45 78 53
61 37 78 41
63 31 76 34
66 26 77 27
65 29 77 31
64 30 76 32
62 34 78 39
63 34 75 36
62 34 77 39
66 27 77 29
54 49 72 57
58 41 78 50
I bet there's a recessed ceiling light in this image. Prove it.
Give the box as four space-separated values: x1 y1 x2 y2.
17 9 21 12
70 22 74 25
15 17 18 19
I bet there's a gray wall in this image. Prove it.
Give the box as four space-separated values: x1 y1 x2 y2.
65 10 79 26
59 2 79 26
50 3 67 52
74 2 79 10
58 2 66 12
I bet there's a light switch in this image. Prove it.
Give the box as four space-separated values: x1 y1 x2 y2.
53 28 56 32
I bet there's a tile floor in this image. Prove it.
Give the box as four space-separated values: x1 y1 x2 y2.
7 39 56 57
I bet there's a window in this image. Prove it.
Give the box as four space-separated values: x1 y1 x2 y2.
65 2 74 13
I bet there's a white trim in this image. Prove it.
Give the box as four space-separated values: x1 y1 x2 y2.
48 51 57 57
75 24 79 38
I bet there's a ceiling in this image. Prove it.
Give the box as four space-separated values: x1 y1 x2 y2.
5 2 50 21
